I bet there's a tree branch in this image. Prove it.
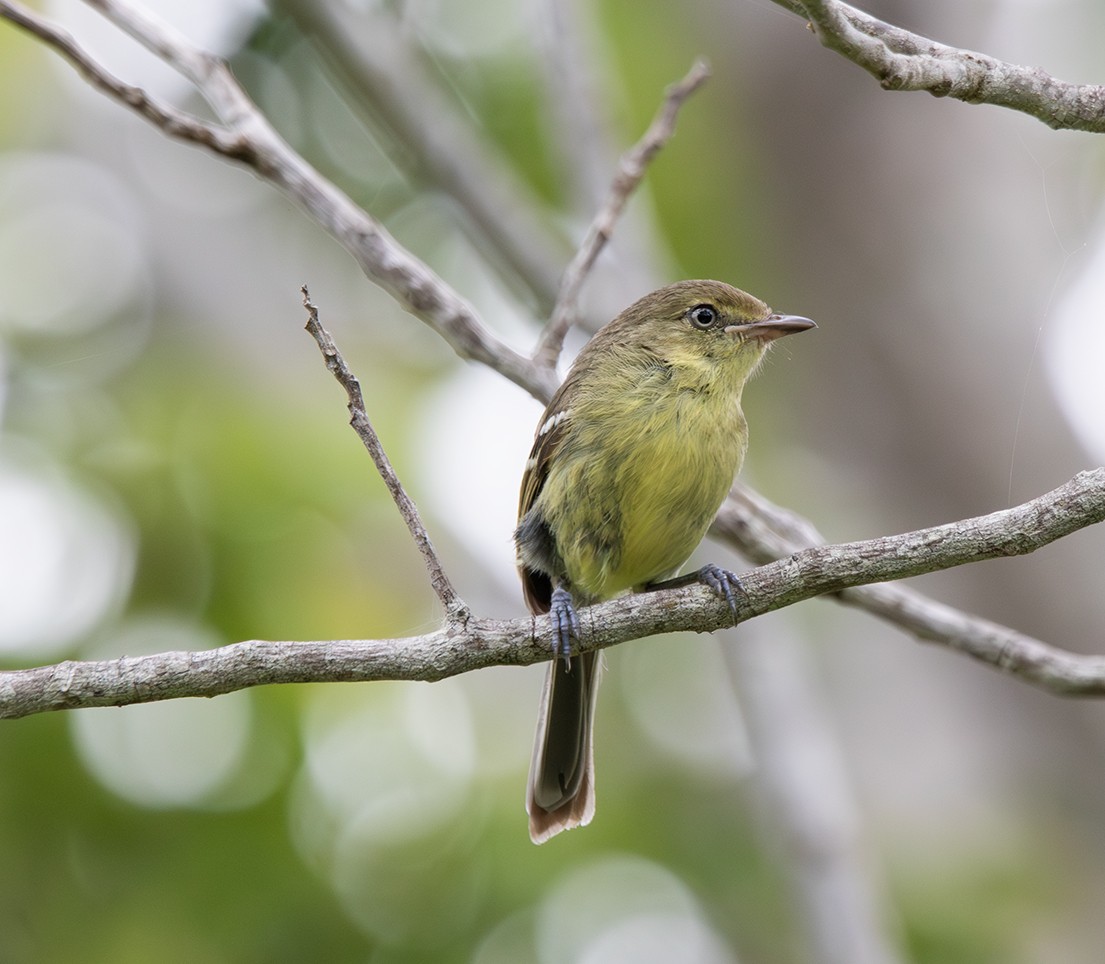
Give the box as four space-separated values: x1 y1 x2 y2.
713 480 1105 695
270 0 572 314
0 0 557 402
535 59 711 367
4 0 1105 718
301 287 467 620
776 0 1105 132
3 469 1104 719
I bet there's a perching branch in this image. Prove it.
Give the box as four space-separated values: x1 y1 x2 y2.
2 468 1104 719
713 482 1105 693
775 0 1105 132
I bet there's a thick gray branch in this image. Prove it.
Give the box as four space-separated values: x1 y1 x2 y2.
713 475 1105 695
3 469 1104 719
777 0 1105 132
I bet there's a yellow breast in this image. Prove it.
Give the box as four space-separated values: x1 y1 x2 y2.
538 359 748 601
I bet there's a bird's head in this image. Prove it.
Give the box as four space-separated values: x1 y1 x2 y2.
603 279 816 387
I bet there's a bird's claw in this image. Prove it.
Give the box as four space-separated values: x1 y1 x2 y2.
549 586 581 669
698 564 742 620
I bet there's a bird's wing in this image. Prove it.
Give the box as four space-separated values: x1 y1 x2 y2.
517 387 575 614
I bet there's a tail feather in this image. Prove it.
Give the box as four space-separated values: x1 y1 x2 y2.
526 651 600 843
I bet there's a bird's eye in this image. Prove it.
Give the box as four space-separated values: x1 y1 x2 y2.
689 304 717 329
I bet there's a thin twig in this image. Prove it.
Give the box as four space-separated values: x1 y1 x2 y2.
301 287 466 620
3 469 1105 719
84 0 218 89
777 0 1105 132
534 59 711 368
0 0 235 152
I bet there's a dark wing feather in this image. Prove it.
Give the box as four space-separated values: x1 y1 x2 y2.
517 390 574 615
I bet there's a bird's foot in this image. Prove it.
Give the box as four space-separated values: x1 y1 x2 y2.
549 586 581 669
645 563 743 622
696 563 742 620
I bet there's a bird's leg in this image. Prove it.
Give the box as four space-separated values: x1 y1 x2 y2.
645 564 742 621
549 585 582 669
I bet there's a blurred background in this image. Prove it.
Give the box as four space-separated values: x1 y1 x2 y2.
1 0 1104 961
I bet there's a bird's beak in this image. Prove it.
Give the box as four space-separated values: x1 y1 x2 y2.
730 314 817 341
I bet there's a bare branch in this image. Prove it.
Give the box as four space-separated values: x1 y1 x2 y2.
536 0 673 324
3 469 1104 719
535 59 711 367
85 0 222 89
271 0 571 313
0 0 237 151
5 0 1105 717
776 0 1105 132
0 0 557 402
713 477 1105 695
301 287 466 619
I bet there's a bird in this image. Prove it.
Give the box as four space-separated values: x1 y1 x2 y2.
515 279 815 843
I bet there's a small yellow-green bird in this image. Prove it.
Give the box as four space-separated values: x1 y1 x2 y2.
515 279 815 843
